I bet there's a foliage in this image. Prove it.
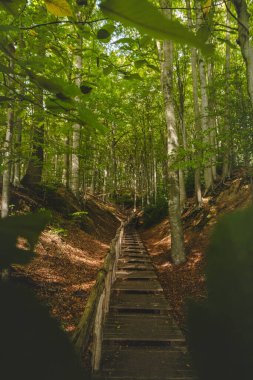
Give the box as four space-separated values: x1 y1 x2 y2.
100 0 212 54
188 207 253 380
143 197 168 228
0 211 51 268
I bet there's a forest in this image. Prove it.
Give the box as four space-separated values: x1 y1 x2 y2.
1 0 253 379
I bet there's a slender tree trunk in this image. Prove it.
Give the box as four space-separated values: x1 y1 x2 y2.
207 61 217 181
134 172 137 212
179 169 186 210
22 96 44 186
186 0 203 206
196 4 213 192
232 0 253 108
2 108 14 218
13 117 22 187
111 123 117 198
63 134 70 188
71 50 82 199
158 0 186 265
222 1 232 180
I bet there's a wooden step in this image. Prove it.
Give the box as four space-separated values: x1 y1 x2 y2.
112 279 163 293
116 270 157 280
117 264 154 271
119 257 151 262
120 252 149 258
103 314 184 344
110 292 171 314
98 345 196 380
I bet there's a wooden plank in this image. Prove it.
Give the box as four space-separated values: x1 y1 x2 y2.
120 252 149 258
110 293 171 313
103 314 184 343
117 264 154 271
118 257 151 263
112 279 163 293
116 270 157 279
99 345 196 380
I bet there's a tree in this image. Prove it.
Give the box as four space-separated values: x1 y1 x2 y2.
158 0 186 265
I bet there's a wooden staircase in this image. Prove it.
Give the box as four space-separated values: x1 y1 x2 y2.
94 225 197 380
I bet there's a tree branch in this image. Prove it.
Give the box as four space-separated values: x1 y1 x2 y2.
20 18 108 31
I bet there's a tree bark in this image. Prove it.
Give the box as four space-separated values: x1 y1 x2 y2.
13 117 22 187
222 1 232 180
185 0 203 206
159 0 186 265
2 107 14 218
71 51 82 199
196 3 213 192
232 0 253 108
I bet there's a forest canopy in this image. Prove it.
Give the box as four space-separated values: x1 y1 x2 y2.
0 0 253 262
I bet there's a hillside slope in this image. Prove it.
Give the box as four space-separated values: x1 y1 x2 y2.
5 185 122 333
141 173 253 329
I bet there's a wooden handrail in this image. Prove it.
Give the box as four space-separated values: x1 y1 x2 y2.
71 213 134 371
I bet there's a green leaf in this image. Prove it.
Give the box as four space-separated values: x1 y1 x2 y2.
0 62 13 74
29 73 82 99
80 84 93 94
0 96 12 102
78 106 106 133
0 25 19 31
196 22 210 43
103 65 113 75
100 0 212 54
44 0 73 17
217 38 237 49
77 0 88 5
139 35 152 47
45 97 74 111
113 37 135 44
31 74 63 94
97 29 111 40
147 63 159 72
0 211 51 269
134 59 147 69
124 73 142 80
0 0 26 15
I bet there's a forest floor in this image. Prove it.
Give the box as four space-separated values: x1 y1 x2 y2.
141 169 253 331
2 171 253 340
6 185 123 335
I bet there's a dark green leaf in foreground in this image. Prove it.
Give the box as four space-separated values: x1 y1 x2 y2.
100 0 212 54
0 24 19 31
78 105 106 133
0 96 12 102
0 62 13 74
0 211 51 268
97 28 111 40
80 84 93 94
0 0 26 15
188 207 253 380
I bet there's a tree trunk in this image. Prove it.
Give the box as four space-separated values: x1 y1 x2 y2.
185 0 202 206
2 107 14 218
222 1 232 180
71 51 82 199
22 98 44 186
196 2 213 192
13 117 22 187
159 0 186 265
232 0 253 108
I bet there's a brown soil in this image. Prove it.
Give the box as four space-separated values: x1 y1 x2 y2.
6 185 123 334
141 173 253 331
